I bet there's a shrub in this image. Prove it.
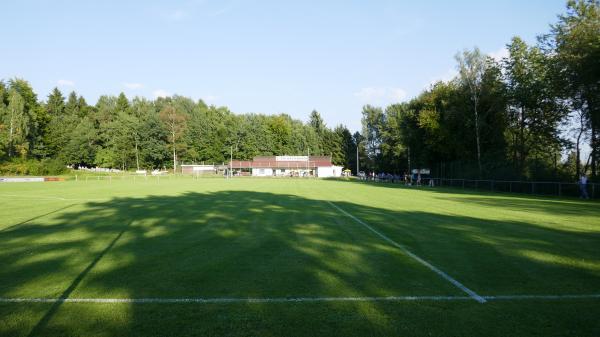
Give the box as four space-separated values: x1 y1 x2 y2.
0 159 67 176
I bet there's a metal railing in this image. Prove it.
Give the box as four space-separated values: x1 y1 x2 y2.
66 173 223 183
430 178 598 199
51 174 600 199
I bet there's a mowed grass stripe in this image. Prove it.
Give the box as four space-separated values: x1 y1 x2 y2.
318 180 600 295
0 200 78 232
1 178 599 337
0 200 136 298
66 186 459 298
326 200 486 303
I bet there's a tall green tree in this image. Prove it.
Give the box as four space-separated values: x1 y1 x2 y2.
44 88 67 158
543 0 600 179
3 89 30 157
361 105 385 171
64 117 97 166
160 104 188 171
308 110 329 155
382 103 414 173
455 47 487 177
504 37 567 179
8 79 44 158
334 125 355 169
0 82 8 158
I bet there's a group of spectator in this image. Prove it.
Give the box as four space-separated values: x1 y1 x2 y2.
579 174 590 199
358 171 434 187
68 165 122 173
357 171 593 198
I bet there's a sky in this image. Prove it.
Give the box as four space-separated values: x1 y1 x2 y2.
1 0 567 131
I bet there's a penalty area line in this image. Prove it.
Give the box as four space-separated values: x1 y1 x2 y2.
326 201 487 304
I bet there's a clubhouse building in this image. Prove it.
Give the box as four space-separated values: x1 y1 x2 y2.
182 155 343 178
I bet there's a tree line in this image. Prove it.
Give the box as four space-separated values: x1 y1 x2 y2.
0 0 598 181
0 81 358 173
360 0 599 181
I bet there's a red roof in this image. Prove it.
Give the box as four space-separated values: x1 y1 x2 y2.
229 156 332 168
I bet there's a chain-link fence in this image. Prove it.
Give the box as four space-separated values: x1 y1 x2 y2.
431 178 598 199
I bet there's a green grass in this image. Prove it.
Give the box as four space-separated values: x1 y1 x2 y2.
1 177 599 337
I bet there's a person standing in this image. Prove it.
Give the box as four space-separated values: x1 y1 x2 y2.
579 174 589 199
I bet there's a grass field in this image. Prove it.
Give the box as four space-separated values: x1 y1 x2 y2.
1 177 599 337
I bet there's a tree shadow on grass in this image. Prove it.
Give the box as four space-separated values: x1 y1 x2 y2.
335 178 600 217
1 189 599 336
435 194 600 217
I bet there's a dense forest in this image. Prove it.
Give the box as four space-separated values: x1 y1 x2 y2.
0 0 598 182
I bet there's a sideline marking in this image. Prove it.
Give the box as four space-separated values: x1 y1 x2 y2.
0 296 471 304
0 194 106 202
484 294 600 300
326 201 487 303
0 294 598 304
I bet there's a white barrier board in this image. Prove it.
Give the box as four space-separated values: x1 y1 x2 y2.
0 177 45 183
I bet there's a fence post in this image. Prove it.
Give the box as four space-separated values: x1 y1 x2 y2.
532 182 535 194
509 181 512 193
462 179 465 189
491 180 494 192
558 183 561 197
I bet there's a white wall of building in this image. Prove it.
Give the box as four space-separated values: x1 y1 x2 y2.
317 166 343 178
191 165 215 172
252 168 274 176
249 166 343 177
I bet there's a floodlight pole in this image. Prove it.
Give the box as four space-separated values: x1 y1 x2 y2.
356 143 359 175
307 147 310 173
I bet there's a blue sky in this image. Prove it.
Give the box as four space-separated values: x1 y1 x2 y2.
1 0 566 131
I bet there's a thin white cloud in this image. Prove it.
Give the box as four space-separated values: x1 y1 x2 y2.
208 2 236 17
166 9 187 21
424 48 507 90
489 47 509 62
394 17 425 37
124 82 144 89
354 87 407 103
153 89 171 98
158 1 237 21
425 68 458 89
201 95 219 102
389 88 407 101
57 79 75 87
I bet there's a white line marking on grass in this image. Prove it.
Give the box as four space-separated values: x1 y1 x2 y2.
483 294 600 300
0 296 473 303
0 294 598 304
0 194 105 202
326 201 487 303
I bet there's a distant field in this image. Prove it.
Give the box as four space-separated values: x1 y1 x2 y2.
1 177 599 337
